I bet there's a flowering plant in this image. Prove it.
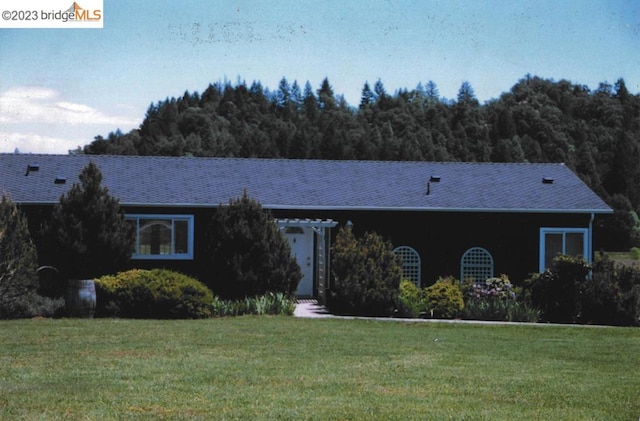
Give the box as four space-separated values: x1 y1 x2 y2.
467 275 516 301
461 274 539 322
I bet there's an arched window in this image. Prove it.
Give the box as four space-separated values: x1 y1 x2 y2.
460 247 493 284
393 246 421 287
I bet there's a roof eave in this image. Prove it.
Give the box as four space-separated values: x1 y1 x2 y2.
262 204 614 214
14 201 613 214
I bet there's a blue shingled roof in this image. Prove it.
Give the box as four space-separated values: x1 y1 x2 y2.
0 154 612 213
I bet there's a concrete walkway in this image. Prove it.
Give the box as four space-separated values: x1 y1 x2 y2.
293 299 335 318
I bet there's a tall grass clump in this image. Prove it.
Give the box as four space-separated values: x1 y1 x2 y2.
210 293 296 317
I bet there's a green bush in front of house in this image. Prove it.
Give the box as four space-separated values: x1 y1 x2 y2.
525 254 640 326
95 269 213 319
525 255 591 323
581 254 640 326
328 226 402 316
396 279 429 318
423 276 464 319
205 191 301 300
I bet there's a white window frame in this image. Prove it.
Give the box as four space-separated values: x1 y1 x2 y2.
539 227 589 272
460 247 494 284
126 214 194 260
393 246 421 287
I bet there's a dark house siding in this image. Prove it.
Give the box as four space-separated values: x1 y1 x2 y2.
270 209 594 284
20 203 597 290
20 204 217 282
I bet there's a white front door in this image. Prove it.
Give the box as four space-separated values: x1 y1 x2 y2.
284 227 314 296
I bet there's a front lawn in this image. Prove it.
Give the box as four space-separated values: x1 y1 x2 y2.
1 317 638 420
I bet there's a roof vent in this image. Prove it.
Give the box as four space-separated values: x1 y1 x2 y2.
54 176 66 185
542 177 554 184
430 175 441 183
25 164 40 176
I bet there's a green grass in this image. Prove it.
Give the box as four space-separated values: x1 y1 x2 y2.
604 250 640 268
1 317 639 420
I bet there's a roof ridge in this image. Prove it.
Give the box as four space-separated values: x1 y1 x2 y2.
1 153 568 166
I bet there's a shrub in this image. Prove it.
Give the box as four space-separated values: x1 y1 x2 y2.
210 293 296 317
525 255 591 323
424 277 464 319
328 226 402 316
396 279 428 318
0 194 63 319
581 255 640 326
42 162 134 280
461 275 540 322
206 191 301 299
95 269 213 319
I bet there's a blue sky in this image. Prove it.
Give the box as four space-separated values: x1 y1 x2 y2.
1 0 638 154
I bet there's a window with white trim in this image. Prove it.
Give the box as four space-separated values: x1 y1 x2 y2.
539 228 588 272
460 247 494 284
393 246 421 287
126 215 194 260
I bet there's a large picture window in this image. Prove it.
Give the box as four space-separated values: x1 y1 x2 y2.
539 228 588 272
126 215 194 260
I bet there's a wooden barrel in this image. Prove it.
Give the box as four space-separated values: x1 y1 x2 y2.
65 279 96 318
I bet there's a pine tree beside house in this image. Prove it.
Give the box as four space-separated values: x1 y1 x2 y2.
42 162 134 281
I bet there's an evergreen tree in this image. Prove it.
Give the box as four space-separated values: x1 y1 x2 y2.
276 77 291 109
328 226 402 316
457 81 478 105
317 77 336 110
206 191 301 299
614 78 629 103
373 78 387 99
359 81 375 109
290 80 303 110
0 194 63 318
424 80 440 103
303 80 318 118
43 162 134 280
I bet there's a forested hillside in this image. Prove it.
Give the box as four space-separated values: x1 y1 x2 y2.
83 75 640 249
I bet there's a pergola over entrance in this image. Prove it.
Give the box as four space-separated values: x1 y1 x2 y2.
276 219 338 303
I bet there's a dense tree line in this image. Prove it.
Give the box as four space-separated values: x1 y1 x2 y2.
82 75 640 249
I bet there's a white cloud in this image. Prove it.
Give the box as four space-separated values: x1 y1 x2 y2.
0 86 139 126
0 86 141 154
56 101 97 114
0 131 85 154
